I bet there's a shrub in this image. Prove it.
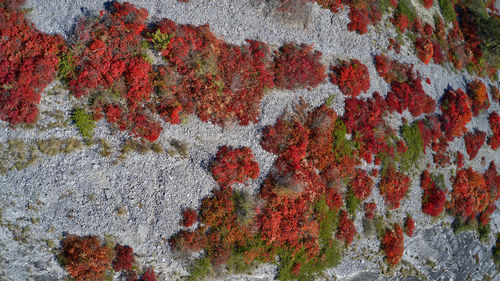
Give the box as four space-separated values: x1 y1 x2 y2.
440 88 472 140
336 210 356 245
464 130 486 160
415 37 434 64
450 167 488 220
349 169 373 200
348 7 370 34
112 244 135 272
364 202 377 220
210 146 260 188
423 0 433 9
379 167 410 209
71 108 95 138
466 80 489 116
404 215 415 237
438 0 456 23
330 59 370 97
272 43 326 90
490 85 499 104
0 1 65 124
140 268 157 281
392 12 409 33
181 208 198 227
421 170 447 217
382 224 404 265
488 112 500 150
60 235 113 281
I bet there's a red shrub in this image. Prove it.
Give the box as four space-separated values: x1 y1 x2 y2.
423 0 433 9
181 208 198 227
382 224 404 265
387 79 436 117
417 117 442 149
415 37 433 65
464 130 486 160
404 216 415 237
364 202 377 219
330 59 370 97
272 43 326 90
60 235 113 281
488 112 500 150
210 146 260 188
349 169 373 200
440 88 472 140
420 170 447 216
431 40 445 64
128 112 162 142
450 167 488 220
379 167 410 209
112 244 134 272
467 80 489 116
0 1 65 124
480 162 500 225
490 85 499 104
261 118 309 157
140 268 157 281
305 104 337 171
348 7 370 34
336 210 356 245
392 12 409 33
456 151 465 168
326 187 343 210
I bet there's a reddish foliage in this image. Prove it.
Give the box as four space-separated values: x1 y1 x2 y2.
379 167 410 209
330 59 370 97
423 0 433 9
336 210 357 245
349 169 373 200
140 268 157 281
261 118 309 157
404 216 415 237
305 105 337 170
488 112 500 150
416 37 433 65
450 167 488 220
364 202 377 219
466 80 489 116
181 208 198 227
61 235 113 281
382 224 404 265
128 112 162 142
456 151 465 168
348 7 370 34
464 130 486 160
210 146 260 188
386 79 436 117
490 85 499 104
440 88 472 140
273 43 326 90
423 23 434 37
417 117 442 149
392 12 409 33
112 244 134 272
431 40 445 64
0 1 65 124
480 162 500 225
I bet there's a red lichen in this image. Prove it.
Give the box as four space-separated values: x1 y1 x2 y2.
330 59 370 97
487 112 500 150
112 244 135 272
466 80 489 116
210 146 260 188
379 167 410 209
60 235 113 281
440 88 472 140
336 210 356 245
464 130 486 160
382 224 404 265
272 43 326 90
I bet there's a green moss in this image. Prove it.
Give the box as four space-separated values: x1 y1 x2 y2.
149 29 174 51
374 215 386 238
226 251 253 274
396 0 417 22
232 190 255 225
331 120 358 160
438 0 456 23
494 233 500 265
452 217 477 233
71 108 95 139
400 122 424 171
188 256 213 281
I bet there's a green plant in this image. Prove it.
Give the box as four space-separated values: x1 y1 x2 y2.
345 188 361 218
71 108 95 138
149 29 174 51
438 0 456 23
57 50 76 82
188 256 213 281
396 0 417 22
478 223 491 243
494 233 500 266
400 122 424 171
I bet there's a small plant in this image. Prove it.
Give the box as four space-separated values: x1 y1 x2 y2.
330 59 370 97
112 244 135 272
181 208 198 227
71 108 95 138
382 224 404 265
464 130 486 160
210 146 260 188
336 210 357 245
488 112 500 150
379 166 410 209
404 215 415 237
421 170 447 217
188 256 213 281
